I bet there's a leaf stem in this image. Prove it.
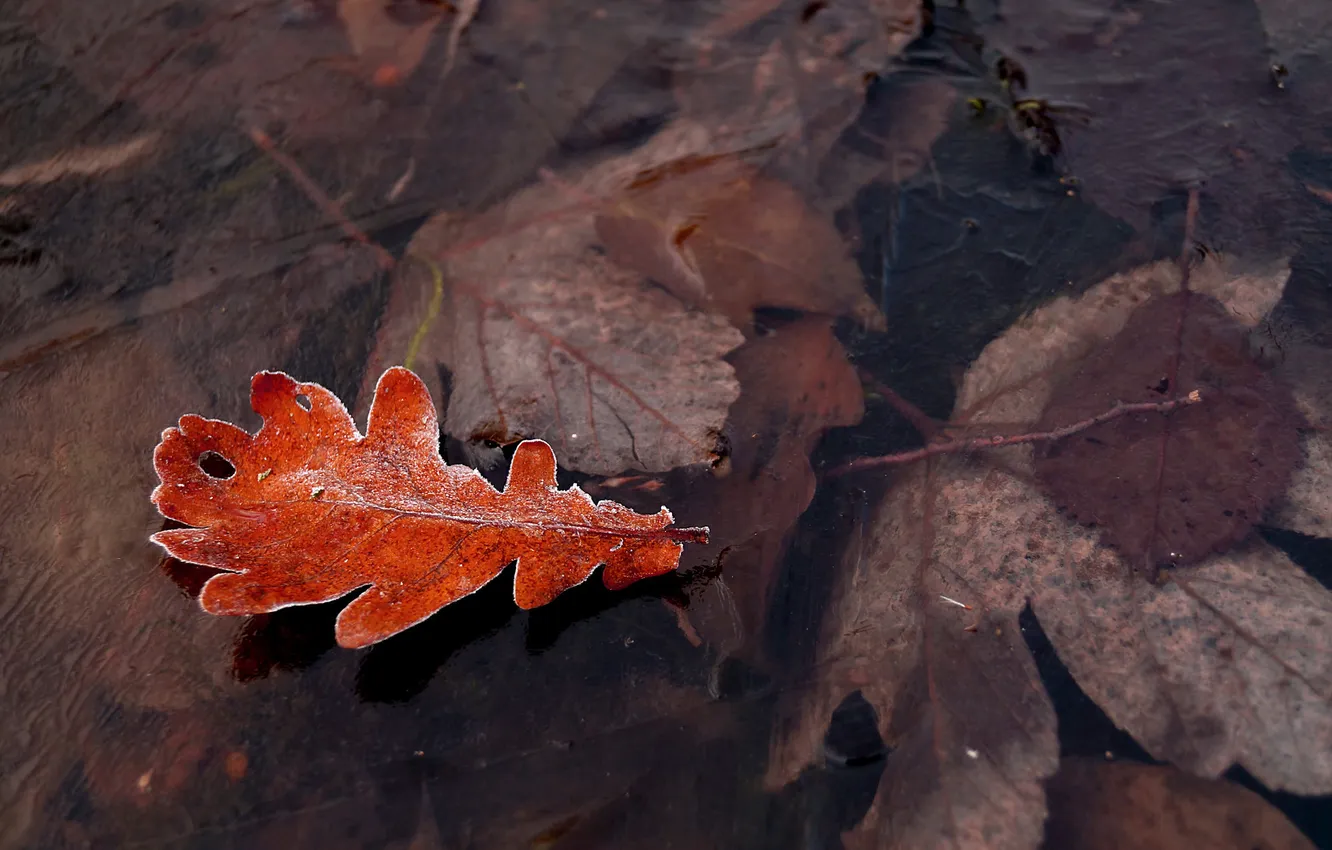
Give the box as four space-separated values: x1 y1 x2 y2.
666 526 712 545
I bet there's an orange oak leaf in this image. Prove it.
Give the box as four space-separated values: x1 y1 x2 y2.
150 367 708 649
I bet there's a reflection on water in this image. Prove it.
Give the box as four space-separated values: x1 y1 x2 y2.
2 0 1332 847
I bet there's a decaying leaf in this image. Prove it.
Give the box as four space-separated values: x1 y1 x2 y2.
955 244 1332 791
774 252 1332 850
1033 290 1303 566
594 151 886 331
368 123 818 475
150 367 708 648
395 193 744 475
772 253 1332 848
602 317 866 658
768 454 1059 850
678 0 923 187
953 257 1332 796
1044 758 1316 850
694 318 864 646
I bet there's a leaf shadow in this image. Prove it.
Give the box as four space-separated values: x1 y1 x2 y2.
765 691 887 846
1018 603 1154 763
524 566 692 655
355 574 518 703
160 513 713 702
233 600 341 682
159 545 343 682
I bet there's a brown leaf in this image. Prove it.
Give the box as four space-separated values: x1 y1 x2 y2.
662 317 865 654
939 465 1332 792
595 152 886 331
953 254 1291 441
769 459 1058 849
678 0 923 186
1033 291 1303 566
1043 758 1316 850
951 255 1332 794
367 136 747 476
151 367 708 648
772 254 1332 848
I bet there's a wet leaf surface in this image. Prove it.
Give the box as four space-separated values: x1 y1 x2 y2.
596 158 885 331
768 457 1060 849
593 316 866 662
773 256 1332 850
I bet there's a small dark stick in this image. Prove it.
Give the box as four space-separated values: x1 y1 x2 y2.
829 391 1203 477
247 127 397 271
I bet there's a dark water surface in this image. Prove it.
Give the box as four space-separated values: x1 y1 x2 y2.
3 0 1332 847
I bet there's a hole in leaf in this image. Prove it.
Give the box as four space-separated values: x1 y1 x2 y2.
295 393 312 411
198 451 236 479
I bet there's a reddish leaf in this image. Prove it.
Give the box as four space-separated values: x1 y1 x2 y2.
150 367 707 649
1034 291 1304 566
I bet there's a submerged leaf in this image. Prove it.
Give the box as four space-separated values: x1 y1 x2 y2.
768 456 1059 849
151 368 708 648
595 155 885 331
367 139 748 476
648 317 865 656
940 465 1332 793
1034 291 1303 566
774 254 1332 850
1044 758 1316 850
962 256 1332 794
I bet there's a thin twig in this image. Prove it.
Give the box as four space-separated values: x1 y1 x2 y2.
860 368 940 439
247 127 396 270
830 390 1203 477
252 120 602 269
